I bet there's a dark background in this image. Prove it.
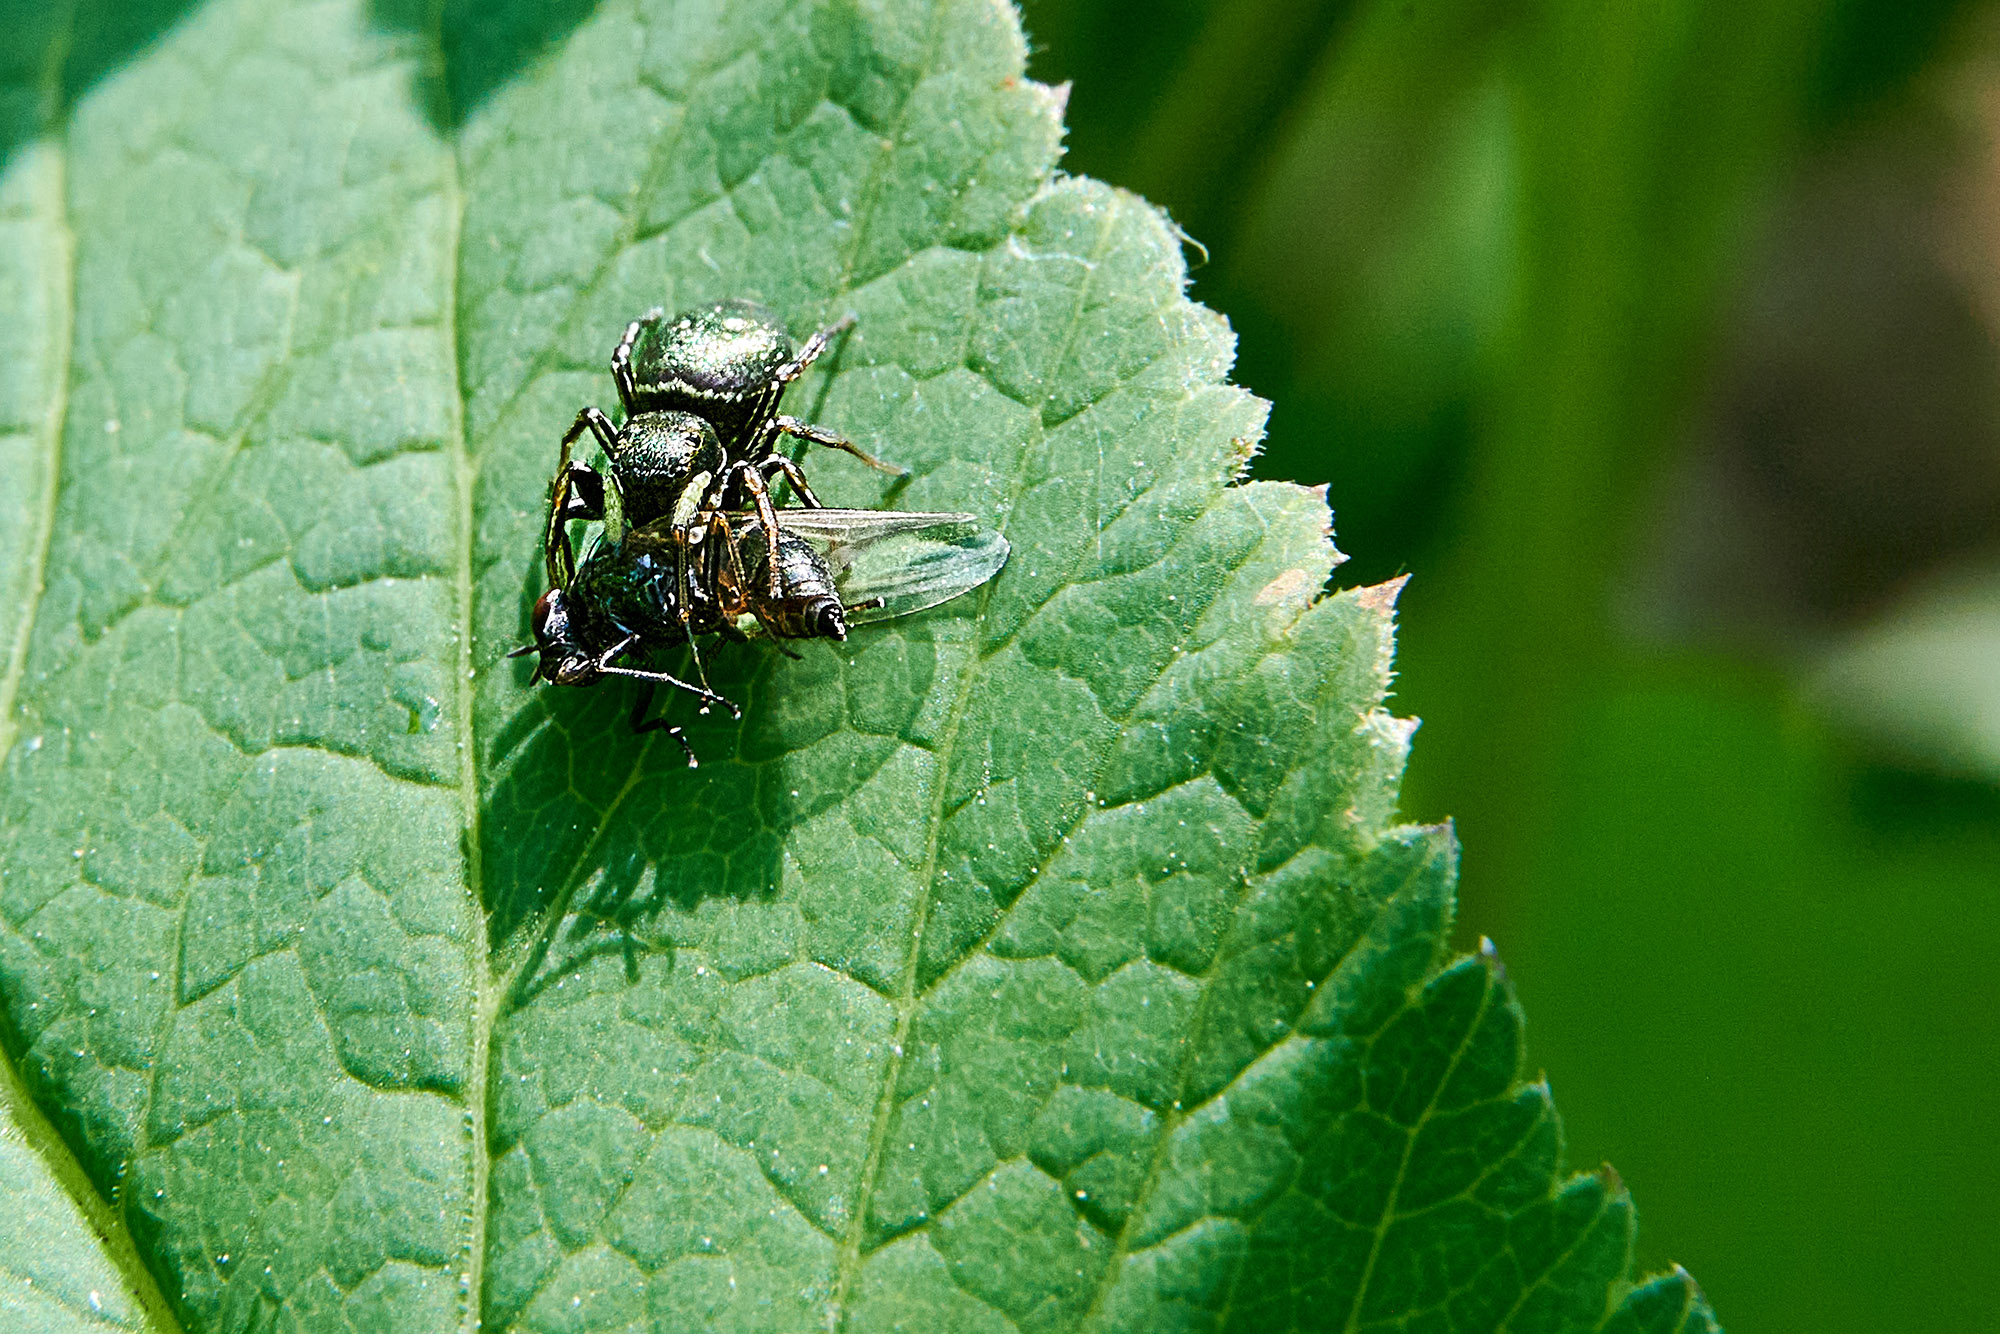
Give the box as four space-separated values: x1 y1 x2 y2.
1018 0 2000 1328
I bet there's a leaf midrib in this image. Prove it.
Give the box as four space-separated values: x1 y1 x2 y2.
443 4 1204 1326
474 0 854 1006
0 17 75 797
413 2 495 1331
454 0 826 499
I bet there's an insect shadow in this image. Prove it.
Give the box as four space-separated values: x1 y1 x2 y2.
479 650 775 1003
477 554 929 1006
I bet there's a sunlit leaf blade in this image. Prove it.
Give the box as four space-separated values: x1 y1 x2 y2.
0 0 476 1327
0 0 1716 1330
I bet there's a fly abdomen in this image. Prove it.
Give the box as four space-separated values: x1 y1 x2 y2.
738 527 848 640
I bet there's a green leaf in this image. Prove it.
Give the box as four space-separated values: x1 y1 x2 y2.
0 0 1716 1330
0 1053 175 1332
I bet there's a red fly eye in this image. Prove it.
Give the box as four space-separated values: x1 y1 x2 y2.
531 589 568 641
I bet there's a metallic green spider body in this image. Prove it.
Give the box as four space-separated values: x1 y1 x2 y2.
621 299 795 454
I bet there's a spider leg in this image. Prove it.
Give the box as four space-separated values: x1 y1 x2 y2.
761 453 822 508
770 414 904 475
560 463 606 523
772 312 855 385
610 307 662 417
546 406 619 586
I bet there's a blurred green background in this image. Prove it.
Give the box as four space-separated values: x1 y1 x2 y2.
1017 0 2000 1328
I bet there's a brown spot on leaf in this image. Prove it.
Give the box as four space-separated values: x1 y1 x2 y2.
1254 567 1313 606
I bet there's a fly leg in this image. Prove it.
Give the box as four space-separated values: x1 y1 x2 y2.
590 632 640 675
593 633 739 719
664 513 708 697
601 663 737 717
692 499 800 653
626 681 698 768
694 508 754 619
666 494 746 696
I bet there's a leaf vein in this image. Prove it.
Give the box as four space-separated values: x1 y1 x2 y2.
424 6 496 1326
825 179 1129 1328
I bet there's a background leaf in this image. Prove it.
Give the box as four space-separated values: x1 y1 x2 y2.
0 0 1712 1329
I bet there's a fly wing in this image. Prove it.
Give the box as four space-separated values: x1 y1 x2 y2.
762 509 980 544
768 508 1010 623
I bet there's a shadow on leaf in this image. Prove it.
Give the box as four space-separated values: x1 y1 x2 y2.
479 549 931 1005
369 0 605 130
1 0 607 170
481 646 784 1001
0 0 198 169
